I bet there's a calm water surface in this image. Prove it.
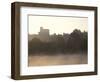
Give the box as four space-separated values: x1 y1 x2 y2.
28 53 87 66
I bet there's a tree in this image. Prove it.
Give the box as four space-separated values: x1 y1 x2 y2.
28 29 88 55
66 29 86 52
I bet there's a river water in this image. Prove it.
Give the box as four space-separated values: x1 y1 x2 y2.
28 53 87 66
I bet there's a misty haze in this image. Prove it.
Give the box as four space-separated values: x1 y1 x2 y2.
28 15 88 66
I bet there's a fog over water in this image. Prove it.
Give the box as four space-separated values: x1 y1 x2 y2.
28 53 87 66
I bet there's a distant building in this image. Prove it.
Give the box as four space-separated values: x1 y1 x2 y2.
28 27 50 42
28 27 69 42
38 27 50 42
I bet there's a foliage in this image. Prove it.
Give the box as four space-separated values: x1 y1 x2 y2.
28 29 88 55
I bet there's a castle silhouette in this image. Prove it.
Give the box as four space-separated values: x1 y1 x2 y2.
29 27 69 42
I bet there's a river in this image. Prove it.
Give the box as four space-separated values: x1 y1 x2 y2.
28 53 87 66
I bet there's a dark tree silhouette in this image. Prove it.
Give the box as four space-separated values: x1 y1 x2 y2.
28 29 88 55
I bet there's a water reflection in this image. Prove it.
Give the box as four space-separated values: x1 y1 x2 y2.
28 53 87 66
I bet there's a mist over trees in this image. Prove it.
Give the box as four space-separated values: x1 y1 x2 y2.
28 29 88 55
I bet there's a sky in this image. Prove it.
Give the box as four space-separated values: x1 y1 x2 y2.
28 15 88 35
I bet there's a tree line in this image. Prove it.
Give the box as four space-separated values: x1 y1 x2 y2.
28 29 88 55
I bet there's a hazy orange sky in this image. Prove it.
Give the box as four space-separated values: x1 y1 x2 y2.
28 15 88 35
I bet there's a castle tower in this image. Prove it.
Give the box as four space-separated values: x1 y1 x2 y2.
40 27 43 31
39 27 50 42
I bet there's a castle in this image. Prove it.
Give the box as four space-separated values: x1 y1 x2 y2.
28 27 69 42
29 27 50 42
